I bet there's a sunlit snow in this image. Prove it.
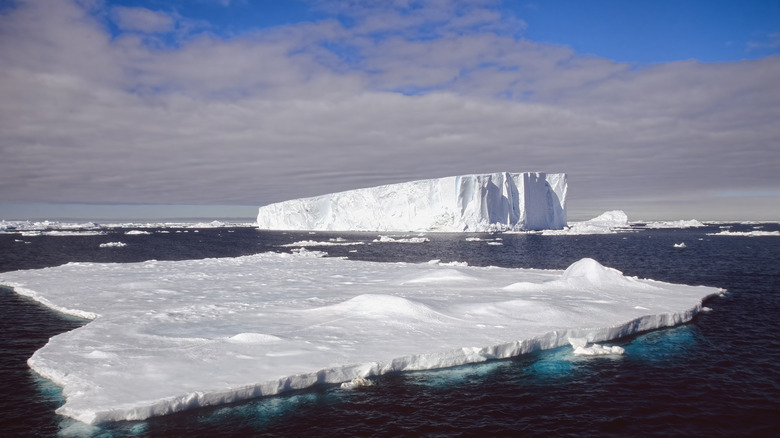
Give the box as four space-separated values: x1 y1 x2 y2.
1 252 721 425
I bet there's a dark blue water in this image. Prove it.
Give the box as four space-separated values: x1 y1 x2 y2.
1 223 779 437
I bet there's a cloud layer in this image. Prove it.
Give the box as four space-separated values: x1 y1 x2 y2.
1 0 778 220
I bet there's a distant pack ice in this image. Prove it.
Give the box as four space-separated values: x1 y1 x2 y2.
256 172 567 232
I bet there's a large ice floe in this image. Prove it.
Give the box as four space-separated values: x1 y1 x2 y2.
256 172 567 232
1 253 722 425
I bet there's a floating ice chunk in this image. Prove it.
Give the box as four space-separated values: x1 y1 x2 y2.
569 337 624 356
374 235 430 243
340 377 373 390
542 210 629 235
43 230 106 236
99 242 127 248
643 219 705 229
280 240 365 247
573 344 626 356
125 230 150 235
673 243 686 248
290 248 327 257
707 230 779 237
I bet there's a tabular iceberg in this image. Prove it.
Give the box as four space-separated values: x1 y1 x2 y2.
256 172 567 232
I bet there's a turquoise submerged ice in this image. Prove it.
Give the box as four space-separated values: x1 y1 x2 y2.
256 172 568 232
1 253 722 425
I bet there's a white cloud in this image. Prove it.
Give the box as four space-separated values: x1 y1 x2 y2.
0 0 778 220
112 6 174 33
747 32 780 51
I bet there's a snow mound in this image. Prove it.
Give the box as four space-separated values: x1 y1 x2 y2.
256 172 567 232
560 258 628 286
317 294 445 322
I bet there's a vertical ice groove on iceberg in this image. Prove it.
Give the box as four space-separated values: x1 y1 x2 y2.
256 171 567 232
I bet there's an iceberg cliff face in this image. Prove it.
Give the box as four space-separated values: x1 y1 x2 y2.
256 172 567 232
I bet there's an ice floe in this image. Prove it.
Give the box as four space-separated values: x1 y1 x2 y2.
1 252 722 424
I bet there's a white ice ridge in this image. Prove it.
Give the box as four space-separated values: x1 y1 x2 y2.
0 254 722 425
256 172 567 232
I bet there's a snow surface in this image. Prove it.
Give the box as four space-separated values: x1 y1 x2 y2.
256 172 567 232
1 253 721 425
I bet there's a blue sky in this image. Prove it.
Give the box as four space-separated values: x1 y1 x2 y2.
97 0 780 63
1 0 779 221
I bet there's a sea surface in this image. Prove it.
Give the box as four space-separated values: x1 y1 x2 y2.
1 223 779 437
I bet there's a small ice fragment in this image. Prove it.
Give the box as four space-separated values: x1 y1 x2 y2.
673 243 686 248
340 377 373 390
100 242 127 248
571 339 625 356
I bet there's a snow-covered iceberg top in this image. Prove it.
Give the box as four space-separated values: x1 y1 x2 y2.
1 253 721 425
256 172 567 232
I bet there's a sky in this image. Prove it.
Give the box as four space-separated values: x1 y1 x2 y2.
1 0 779 221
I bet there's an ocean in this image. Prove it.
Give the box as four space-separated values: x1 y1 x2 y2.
1 222 779 437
